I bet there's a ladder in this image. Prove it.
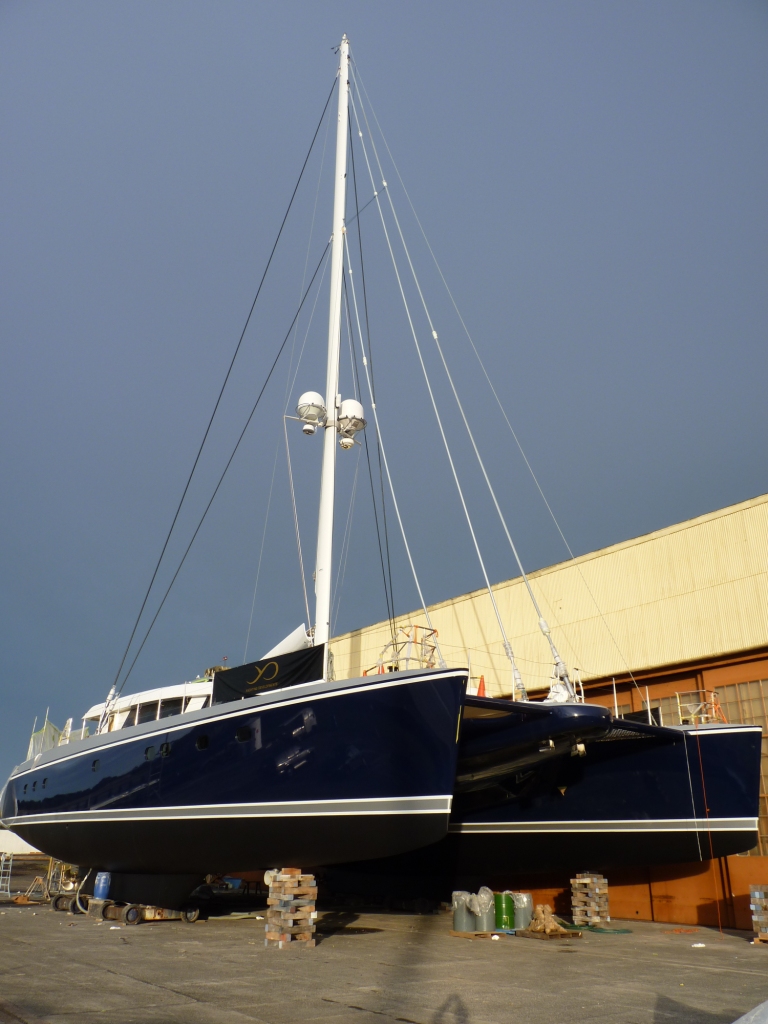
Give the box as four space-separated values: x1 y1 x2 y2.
0 853 12 898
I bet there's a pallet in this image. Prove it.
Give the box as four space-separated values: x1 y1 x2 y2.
516 928 581 940
753 934 768 945
449 930 504 940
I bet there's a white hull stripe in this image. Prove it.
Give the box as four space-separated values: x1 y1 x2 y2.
13 669 466 778
4 794 453 827
449 817 758 834
677 727 762 736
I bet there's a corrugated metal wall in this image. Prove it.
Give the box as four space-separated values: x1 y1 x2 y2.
330 493 768 696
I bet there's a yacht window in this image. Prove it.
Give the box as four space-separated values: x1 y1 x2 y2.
92 759 100 772
42 778 47 789
114 708 133 730
32 781 37 792
136 702 159 725
160 742 171 757
184 696 210 713
159 698 184 719
196 735 209 751
236 726 251 743
144 746 155 761
23 784 27 795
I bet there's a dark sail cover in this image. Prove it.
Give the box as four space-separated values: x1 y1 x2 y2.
212 645 325 705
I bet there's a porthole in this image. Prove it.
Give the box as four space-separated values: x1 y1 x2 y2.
160 742 171 757
42 778 47 789
23 784 27 795
144 746 155 761
195 735 209 751
91 759 100 772
236 727 251 743
32 781 37 792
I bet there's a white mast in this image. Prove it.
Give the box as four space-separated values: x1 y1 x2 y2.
314 35 350 668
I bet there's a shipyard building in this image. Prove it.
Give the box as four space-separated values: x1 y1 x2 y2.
330 492 768 926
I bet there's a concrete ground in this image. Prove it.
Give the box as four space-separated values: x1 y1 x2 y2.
1 903 767 1024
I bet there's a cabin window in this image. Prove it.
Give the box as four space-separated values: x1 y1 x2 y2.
160 742 171 757
159 698 184 719
195 735 209 751
236 726 251 743
184 695 210 713
144 746 155 761
136 702 159 725
92 759 100 772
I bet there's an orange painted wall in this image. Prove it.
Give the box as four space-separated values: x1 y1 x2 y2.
522 857 768 930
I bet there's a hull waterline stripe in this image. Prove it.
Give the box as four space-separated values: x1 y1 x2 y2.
3 794 453 827
448 817 757 834
12 669 466 778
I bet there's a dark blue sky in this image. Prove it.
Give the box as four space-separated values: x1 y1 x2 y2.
1 1 766 779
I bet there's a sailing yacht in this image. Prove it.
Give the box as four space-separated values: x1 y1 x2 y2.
0 37 468 906
2 37 761 910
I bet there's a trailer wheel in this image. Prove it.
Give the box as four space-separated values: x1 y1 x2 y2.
181 906 200 924
120 904 142 926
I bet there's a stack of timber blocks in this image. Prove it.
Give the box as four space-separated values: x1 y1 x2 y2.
265 868 317 948
750 885 768 943
571 872 610 926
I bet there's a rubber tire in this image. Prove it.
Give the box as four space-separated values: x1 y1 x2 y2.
181 906 200 924
120 904 142 926
51 894 72 913
99 900 115 920
70 896 86 915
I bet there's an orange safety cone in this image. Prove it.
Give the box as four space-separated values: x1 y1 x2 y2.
477 675 486 697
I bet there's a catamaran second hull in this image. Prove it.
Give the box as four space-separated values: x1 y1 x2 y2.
1 668 466 873
446 719 762 870
321 717 762 897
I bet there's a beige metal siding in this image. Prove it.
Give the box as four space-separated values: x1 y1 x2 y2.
330 493 768 696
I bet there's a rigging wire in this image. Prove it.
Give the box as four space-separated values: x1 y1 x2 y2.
242 111 332 663
244 246 331 661
284 415 312 626
352 57 643 699
115 243 331 696
342 231 445 667
331 446 362 634
352 71 571 696
106 77 338 703
348 118 397 644
343 269 396 642
243 437 281 662
349 86 520 692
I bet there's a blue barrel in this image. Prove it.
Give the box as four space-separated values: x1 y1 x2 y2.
93 871 111 900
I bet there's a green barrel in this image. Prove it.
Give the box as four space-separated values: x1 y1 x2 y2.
494 892 514 930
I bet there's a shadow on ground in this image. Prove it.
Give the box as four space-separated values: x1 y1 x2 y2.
654 995 749 1023
316 909 383 938
432 993 471 1023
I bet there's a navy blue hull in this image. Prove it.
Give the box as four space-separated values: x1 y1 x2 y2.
324 719 762 892
449 721 762 869
1 669 466 872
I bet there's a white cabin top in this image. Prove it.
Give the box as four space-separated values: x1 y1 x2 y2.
83 678 214 733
